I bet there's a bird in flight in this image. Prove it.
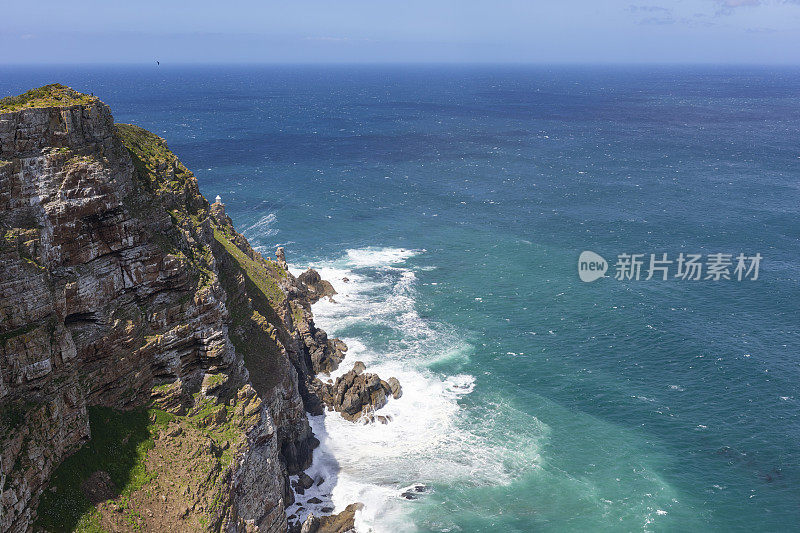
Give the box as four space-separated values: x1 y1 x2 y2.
156 60 160 65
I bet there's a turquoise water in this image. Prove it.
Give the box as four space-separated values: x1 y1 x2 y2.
3 65 799 531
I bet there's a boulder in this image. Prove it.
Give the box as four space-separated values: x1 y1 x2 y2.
387 377 402 399
331 338 348 354
276 246 289 269
317 366 400 422
301 513 320 533
317 503 364 533
299 472 315 490
298 268 337 303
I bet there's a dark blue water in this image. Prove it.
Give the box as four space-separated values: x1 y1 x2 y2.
3 65 799 532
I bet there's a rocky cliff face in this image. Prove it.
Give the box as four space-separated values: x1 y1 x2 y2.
0 85 346 532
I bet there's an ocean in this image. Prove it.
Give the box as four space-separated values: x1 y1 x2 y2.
3 64 799 532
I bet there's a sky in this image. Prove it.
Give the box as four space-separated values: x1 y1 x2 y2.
3 0 800 64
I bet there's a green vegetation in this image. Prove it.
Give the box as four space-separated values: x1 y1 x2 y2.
2 227 44 272
0 400 38 441
32 397 247 532
150 382 176 394
0 84 97 112
213 228 284 309
188 397 239 467
35 407 158 532
212 230 289 394
150 408 176 429
65 154 96 167
203 372 227 390
115 123 193 198
290 301 305 327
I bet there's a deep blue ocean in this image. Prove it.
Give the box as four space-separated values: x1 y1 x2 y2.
3 65 799 532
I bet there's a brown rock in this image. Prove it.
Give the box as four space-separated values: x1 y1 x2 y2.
301 513 320 533
0 87 335 533
298 268 337 303
317 503 364 533
387 377 403 399
318 366 400 422
299 472 315 490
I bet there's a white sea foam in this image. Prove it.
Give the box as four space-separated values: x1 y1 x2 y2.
344 247 421 268
243 213 278 237
286 247 542 531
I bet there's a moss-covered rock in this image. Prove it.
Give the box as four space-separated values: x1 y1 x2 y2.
0 84 98 113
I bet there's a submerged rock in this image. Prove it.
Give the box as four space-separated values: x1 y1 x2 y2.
400 484 428 500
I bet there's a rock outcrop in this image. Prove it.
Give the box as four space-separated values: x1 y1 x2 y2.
296 269 337 304
298 503 363 533
312 363 402 422
0 85 350 532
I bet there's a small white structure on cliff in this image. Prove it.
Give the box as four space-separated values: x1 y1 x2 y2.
215 194 222 204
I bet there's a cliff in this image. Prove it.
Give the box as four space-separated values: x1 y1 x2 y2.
0 85 351 532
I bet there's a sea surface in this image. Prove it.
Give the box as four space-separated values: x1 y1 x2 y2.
3 65 799 532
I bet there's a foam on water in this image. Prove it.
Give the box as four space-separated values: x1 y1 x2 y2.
344 247 422 268
287 247 543 531
242 212 278 238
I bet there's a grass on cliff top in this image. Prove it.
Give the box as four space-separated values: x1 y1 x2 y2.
115 123 205 214
35 406 170 532
0 84 97 112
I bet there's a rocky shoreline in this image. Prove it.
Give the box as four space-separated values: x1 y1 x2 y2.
286 269 402 532
0 84 399 533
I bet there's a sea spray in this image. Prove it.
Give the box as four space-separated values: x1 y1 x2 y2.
288 247 544 531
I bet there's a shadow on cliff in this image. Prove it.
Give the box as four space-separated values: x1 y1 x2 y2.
35 406 154 532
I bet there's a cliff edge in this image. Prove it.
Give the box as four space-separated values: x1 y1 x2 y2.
0 85 354 532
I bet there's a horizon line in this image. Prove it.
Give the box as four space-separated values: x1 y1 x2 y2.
3 61 800 67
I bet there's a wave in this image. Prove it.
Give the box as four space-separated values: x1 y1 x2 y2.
343 247 422 268
242 212 278 238
287 247 544 532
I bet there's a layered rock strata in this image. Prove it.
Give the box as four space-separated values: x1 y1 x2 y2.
0 84 400 533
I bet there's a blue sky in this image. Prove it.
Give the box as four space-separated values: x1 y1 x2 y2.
3 0 800 64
